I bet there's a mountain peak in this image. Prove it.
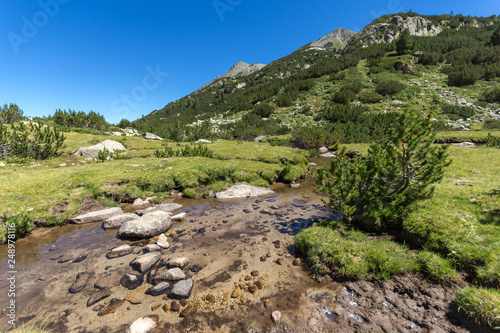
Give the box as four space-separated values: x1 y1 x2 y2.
309 28 356 49
221 61 266 79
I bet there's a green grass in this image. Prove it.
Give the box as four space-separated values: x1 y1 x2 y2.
436 130 500 143
0 135 308 242
296 143 500 328
456 287 500 329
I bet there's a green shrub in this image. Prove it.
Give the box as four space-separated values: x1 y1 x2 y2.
155 143 214 158
444 64 482 86
359 89 383 103
485 133 500 147
316 111 451 231
0 103 23 124
0 123 66 160
481 85 500 103
291 124 341 149
375 78 406 96
441 104 476 120
253 103 275 118
484 120 500 130
183 188 197 199
1 214 34 241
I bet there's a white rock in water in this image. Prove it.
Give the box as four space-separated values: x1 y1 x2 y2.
70 207 124 224
127 315 158 333
216 185 274 199
171 212 186 221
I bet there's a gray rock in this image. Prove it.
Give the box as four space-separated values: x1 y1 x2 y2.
102 213 138 229
318 146 328 153
154 268 186 283
106 244 133 259
127 315 158 333
290 182 300 189
254 135 267 142
308 162 317 168
142 132 163 140
121 273 144 290
131 252 162 273
320 153 337 158
118 211 172 239
272 311 282 324
450 142 477 148
216 185 274 199
148 282 172 296
136 203 183 216
170 279 193 298
146 244 161 252
392 100 404 105
171 212 186 221
94 272 122 289
168 257 190 268
196 139 212 144
74 140 126 159
70 207 124 224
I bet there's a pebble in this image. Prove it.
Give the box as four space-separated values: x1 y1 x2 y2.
131 252 162 273
260 256 267 262
168 257 190 268
121 273 144 290
206 294 216 304
148 282 172 296
272 311 282 324
231 289 241 298
293 258 302 266
251 271 259 277
146 244 161 252
87 288 111 307
243 209 252 214
170 301 181 312
180 306 197 318
98 299 125 316
249 285 258 294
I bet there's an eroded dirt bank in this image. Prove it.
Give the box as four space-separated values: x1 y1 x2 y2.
0 180 490 332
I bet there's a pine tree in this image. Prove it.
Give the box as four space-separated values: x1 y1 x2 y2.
395 29 414 55
489 26 500 46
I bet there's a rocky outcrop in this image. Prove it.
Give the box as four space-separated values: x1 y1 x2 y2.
69 207 124 224
347 15 442 52
74 140 126 159
202 61 266 89
118 211 172 239
309 28 356 49
216 185 274 199
141 132 163 140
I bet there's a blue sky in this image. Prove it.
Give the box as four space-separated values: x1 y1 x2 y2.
1 0 499 124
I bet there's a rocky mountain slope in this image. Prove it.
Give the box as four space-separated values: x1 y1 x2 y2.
202 61 266 89
308 28 356 50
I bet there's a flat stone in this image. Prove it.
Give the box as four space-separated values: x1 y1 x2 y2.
157 234 170 248
106 244 133 259
103 213 138 229
171 212 186 221
127 315 158 333
121 273 144 290
319 146 328 153
69 272 91 293
146 244 161 252
216 185 274 199
148 282 172 296
118 211 172 239
170 279 193 299
136 203 183 216
308 162 317 167
168 257 190 268
94 272 122 289
87 288 111 307
180 306 197 318
130 252 161 274
97 299 125 316
320 153 336 158
450 142 477 148
290 183 300 189
70 207 124 224
154 268 186 283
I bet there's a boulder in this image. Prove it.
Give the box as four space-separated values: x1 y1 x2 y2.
127 315 159 333
70 207 124 224
118 211 172 239
131 252 162 273
136 203 183 216
216 185 274 199
106 244 134 259
74 140 126 159
142 132 163 140
170 279 193 299
318 146 328 153
154 268 186 283
102 213 138 230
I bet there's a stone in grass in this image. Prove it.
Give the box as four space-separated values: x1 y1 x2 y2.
168 257 190 268
131 252 162 273
121 273 144 290
170 279 194 299
319 146 328 153
127 315 158 333
106 244 133 259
